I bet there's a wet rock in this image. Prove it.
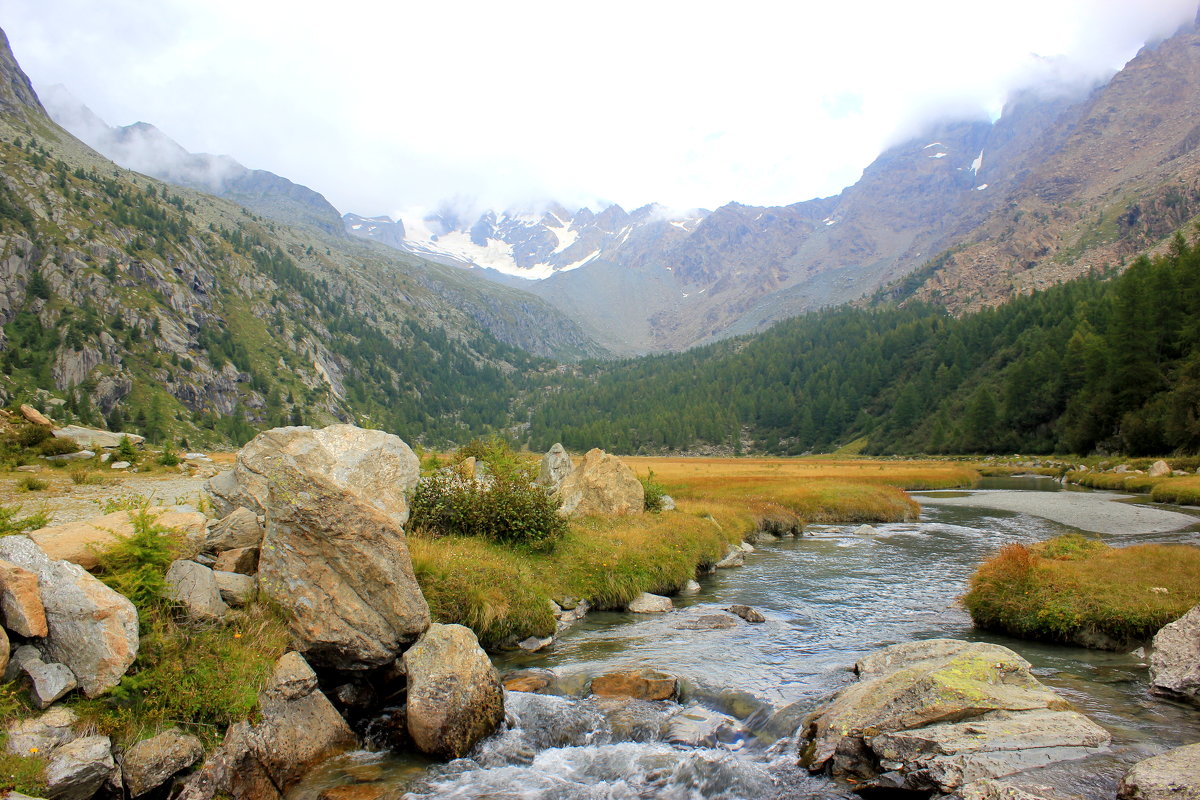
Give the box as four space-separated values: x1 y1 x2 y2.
212 546 258 574
1117 742 1200 799
1149 604 1200 704
0 536 138 698
502 668 558 694
714 546 744 569
674 613 737 630
517 635 553 653
739 542 754 553
557 448 644 516
165 560 229 621
213 571 255 607
727 604 766 623
26 660 77 708
0 558 48 637
1148 460 1172 478
404 623 504 759
121 729 204 798
204 507 264 552
535 443 573 492
46 735 116 800
590 668 676 701
666 705 746 749
627 592 673 613
260 468 430 670
591 697 668 742
801 638 1110 794
6 706 80 755
28 508 206 569
852 524 879 535
206 424 420 526
678 579 701 595
318 785 396 800
953 779 1076 799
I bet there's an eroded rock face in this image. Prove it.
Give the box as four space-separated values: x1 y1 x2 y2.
0 536 137 697
404 623 504 760
1117 742 1200 800
800 639 1110 794
206 424 420 526
205 507 264 552
0 558 47 637
557 448 644 516
1149 604 1200 704
536 443 574 492
259 468 430 670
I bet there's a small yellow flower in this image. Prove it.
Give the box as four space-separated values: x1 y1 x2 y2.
233 633 242 639
29 747 38 753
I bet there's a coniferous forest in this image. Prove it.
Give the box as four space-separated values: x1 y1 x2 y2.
523 233 1200 457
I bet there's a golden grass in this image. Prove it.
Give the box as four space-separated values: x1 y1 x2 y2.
1150 475 1200 506
965 535 1200 647
1067 471 1166 493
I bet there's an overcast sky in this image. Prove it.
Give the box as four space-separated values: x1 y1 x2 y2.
4 1 1197 219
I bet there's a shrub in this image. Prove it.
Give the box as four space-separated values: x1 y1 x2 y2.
156 443 180 467
0 502 48 534
16 476 47 492
34 437 79 457
11 425 50 449
92 510 182 610
116 435 139 464
409 471 566 550
67 466 102 485
640 469 668 512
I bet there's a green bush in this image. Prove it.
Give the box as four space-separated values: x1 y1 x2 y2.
35 437 79 456
156 443 180 467
93 510 181 610
16 476 47 492
640 469 668 512
409 470 566 550
116 435 139 464
0 502 48 535
11 425 50 449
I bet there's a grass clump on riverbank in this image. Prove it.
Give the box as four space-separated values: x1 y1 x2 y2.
964 534 1200 648
1150 476 1200 506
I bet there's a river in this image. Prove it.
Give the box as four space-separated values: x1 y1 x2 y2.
292 478 1200 799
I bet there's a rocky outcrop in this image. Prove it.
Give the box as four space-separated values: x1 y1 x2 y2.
121 729 205 798
0 536 137 697
1150 604 1200 704
590 668 677 701
535 443 573 492
404 623 504 760
51 425 144 450
29 508 207 570
557 448 644 516
800 639 1110 794
206 424 420 526
0 558 47 637
1118 742 1200 800
177 652 355 800
259 468 429 670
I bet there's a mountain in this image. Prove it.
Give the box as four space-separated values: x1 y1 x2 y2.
0 28 602 449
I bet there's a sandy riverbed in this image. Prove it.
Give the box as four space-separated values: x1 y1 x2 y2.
918 489 1200 534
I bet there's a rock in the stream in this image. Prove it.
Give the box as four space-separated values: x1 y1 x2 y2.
404 623 504 760
590 668 677 701
800 638 1111 794
727 604 766 623
502 668 558 694
46 735 116 800
678 579 701 595
714 545 744 569
121 728 205 798
1149 604 1200 704
204 507 264 552
852 524 879 535
206 424 420 526
556 448 644 516
28 508 206 570
666 705 746 749
627 592 673 613
259 468 430 670
952 778 1073 799
674 614 738 630
0 536 137 697
0 558 47 637
535 443 574 492
1117 742 1200 800
165 560 229 621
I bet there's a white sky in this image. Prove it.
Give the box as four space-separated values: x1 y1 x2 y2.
3 0 1197 218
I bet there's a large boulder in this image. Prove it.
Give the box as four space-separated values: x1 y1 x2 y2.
46 735 116 800
0 536 137 697
1149 604 1200 704
205 424 420 526
404 623 504 759
51 425 144 450
259 468 430 670
535 443 574 492
800 639 1110 794
1148 460 1172 478
0 558 48 637
121 729 205 798
1118 742 1200 800
19 404 53 427
28 508 207 570
556 448 644 516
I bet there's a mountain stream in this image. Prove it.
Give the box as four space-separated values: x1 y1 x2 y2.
292 477 1200 799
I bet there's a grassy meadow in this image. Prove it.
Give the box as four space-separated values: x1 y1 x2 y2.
413 455 980 646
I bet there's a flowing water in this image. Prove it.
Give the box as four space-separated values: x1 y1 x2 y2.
291 478 1200 800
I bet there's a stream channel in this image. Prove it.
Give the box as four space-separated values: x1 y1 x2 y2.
293 477 1200 799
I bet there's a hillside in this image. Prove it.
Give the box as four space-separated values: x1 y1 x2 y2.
0 27 599 449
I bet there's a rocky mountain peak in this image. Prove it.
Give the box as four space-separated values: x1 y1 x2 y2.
0 27 46 122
